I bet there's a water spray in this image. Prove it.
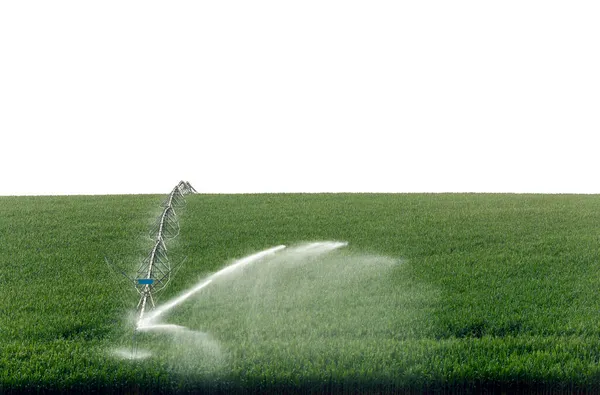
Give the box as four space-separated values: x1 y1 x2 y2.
137 245 287 329
109 241 350 360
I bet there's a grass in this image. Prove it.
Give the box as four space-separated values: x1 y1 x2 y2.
2 193 600 392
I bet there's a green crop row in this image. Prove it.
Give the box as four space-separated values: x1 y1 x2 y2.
2 193 600 392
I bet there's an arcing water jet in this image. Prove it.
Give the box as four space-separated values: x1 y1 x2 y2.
137 245 286 330
113 241 351 361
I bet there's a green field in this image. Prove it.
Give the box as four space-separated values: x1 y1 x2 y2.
2 193 600 392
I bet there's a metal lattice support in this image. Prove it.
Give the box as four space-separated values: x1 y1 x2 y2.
135 180 196 322
149 206 180 241
162 186 185 208
177 180 197 194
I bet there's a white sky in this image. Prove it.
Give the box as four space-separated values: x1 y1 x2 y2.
1 1 599 195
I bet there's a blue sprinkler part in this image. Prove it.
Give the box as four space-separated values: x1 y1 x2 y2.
137 278 154 285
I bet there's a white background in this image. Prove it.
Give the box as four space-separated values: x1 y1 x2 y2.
1 1 598 195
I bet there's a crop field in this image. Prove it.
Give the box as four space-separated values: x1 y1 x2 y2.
2 193 600 392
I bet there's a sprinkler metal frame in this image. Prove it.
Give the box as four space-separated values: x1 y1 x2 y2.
105 180 196 323
135 181 195 322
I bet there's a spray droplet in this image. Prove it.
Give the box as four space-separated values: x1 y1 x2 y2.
112 347 152 360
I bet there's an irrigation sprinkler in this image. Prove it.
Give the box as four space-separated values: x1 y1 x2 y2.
161 180 195 209
177 180 197 194
134 240 186 321
149 205 180 241
162 186 185 208
135 181 196 322
105 181 197 356
135 239 168 317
